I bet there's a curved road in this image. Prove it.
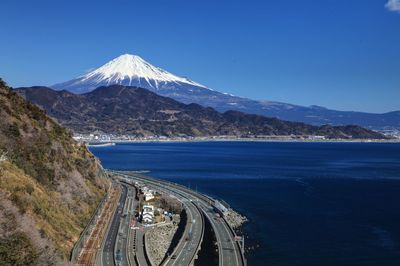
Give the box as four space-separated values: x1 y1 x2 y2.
113 171 245 266
124 178 204 266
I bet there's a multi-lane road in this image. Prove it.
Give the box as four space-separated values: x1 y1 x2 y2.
114 171 246 266
101 184 128 266
115 186 137 266
95 171 245 266
142 181 204 266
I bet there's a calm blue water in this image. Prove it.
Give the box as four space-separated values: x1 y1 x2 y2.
90 142 400 265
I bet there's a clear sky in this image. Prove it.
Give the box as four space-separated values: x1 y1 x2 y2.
1 0 399 113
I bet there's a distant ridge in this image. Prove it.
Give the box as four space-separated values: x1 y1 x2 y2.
17 85 387 140
52 54 400 130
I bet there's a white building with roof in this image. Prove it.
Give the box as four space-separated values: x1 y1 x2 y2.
142 205 154 224
144 192 154 201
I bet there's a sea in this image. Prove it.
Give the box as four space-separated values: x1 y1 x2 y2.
90 141 400 266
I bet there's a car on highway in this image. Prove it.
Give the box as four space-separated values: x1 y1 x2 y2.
116 249 122 261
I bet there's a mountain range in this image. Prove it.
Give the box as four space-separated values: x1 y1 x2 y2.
52 54 400 130
16 85 386 139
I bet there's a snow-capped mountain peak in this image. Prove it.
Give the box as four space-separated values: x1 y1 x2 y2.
52 54 206 93
86 54 203 86
46 54 400 130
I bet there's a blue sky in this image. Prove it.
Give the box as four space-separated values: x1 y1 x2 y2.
0 0 399 113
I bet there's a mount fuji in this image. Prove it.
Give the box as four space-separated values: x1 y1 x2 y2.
53 54 207 95
52 54 400 130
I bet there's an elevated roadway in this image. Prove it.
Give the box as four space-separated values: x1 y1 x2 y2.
112 171 245 266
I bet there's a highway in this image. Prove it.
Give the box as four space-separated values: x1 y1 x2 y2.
115 186 137 266
163 192 203 266
196 198 242 266
134 226 149 265
125 178 204 266
104 178 203 266
113 171 245 266
126 188 139 266
101 184 128 266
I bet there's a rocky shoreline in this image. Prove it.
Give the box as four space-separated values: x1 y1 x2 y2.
224 209 248 229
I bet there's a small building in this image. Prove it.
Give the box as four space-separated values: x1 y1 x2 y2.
142 205 154 224
308 135 326 140
144 192 154 201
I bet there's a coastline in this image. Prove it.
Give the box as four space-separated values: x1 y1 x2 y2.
115 170 248 229
80 137 400 145
90 142 400 265
111 170 248 263
86 142 116 147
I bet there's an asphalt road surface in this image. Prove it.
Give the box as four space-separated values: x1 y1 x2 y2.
113 171 245 266
115 186 137 266
128 179 204 266
102 184 128 266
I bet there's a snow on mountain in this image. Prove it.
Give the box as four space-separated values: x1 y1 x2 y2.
51 54 400 130
53 54 207 94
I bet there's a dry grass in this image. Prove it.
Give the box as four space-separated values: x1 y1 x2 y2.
0 79 110 264
0 161 103 260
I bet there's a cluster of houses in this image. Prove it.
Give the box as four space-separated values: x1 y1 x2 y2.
134 182 156 224
114 177 180 227
73 133 192 142
133 181 176 225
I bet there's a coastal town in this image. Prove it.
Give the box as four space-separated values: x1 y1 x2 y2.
73 131 400 144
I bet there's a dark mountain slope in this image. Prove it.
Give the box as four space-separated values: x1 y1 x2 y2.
0 79 109 264
17 85 386 140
